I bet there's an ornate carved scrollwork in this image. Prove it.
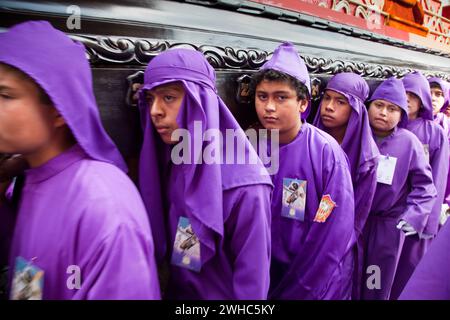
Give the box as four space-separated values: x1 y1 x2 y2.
72 36 271 69
71 35 450 81
126 71 144 108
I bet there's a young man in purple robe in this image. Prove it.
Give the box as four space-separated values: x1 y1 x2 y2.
428 77 450 222
313 72 379 300
137 48 273 299
389 72 449 299
430 78 450 119
399 215 450 300
0 21 161 300
251 42 356 300
362 77 437 300
429 77 449 124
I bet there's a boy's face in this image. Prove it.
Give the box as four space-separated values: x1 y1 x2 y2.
319 89 352 129
146 82 185 145
255 79 307 135
368 99 402 134
0 64 58 154
430 85 445 115
406 91 421 120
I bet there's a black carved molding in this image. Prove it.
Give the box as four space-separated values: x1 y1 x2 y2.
175 0 450 59
70 35 450 81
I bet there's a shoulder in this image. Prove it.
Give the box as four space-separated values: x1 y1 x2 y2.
396 128 423 147
423 120 447 151
303 123 349 166
69 159 139 200
223 183 272 224
426 119 447 140
224 183 272 202
66 159 150 233
395 128 430 164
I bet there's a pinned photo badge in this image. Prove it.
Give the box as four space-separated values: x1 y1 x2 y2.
11 257 44 300
282 178 307 221
171 216 201 272
314 194 336 223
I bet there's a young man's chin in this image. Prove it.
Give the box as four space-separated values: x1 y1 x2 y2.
260 122 280 131
161 135 179 145
371 123 389 133
0 147 17 155
432 107 441 115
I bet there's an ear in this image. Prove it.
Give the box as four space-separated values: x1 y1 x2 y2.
50 108 67 128
298 99 308 113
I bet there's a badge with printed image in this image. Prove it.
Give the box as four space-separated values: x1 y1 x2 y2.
314 194 336 223
376 155 397 185
11 257 44 300
282 178 307 221
422 144 430 163
171 217 201 272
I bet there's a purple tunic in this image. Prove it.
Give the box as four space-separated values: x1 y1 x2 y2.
266 123 355 300
0 21 160 299
138 49 273 299
404 76 449 234
429 78 450 207
164 166 272 299
7 145 160 299
399 218 450 300
313 73 379 299
362 78 437 300
434 112 450 138
390 72 449 299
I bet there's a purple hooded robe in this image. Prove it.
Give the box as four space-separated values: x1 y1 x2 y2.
428 77 450 207
313 72 380 300
390 72 449 299
258 43 356 300
0 21 160 299
137 48 273 299
361 77 437 300
399 217 450 300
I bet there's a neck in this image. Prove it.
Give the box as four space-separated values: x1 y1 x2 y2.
408 113 419 121
24 129 76 168
326 125 347 145
279 120 302 145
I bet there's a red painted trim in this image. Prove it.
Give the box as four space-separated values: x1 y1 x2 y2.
443 5 450 20
249 0 410 41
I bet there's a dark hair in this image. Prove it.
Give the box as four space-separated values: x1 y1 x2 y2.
250 69 309 101
0 62 53 106
430 82 442 91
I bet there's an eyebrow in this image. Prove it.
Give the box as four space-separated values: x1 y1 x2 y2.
151 86 184 93
0 84 14 91
324 92 347 101
256 90 292 95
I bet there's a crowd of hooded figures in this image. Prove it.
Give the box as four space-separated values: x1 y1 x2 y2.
0 20 450 300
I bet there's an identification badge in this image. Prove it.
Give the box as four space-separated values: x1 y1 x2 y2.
314 194 336 223
423 144 430 163
11 257 44 300
376 155 397 185
171 217 201 272
282 178 306 221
